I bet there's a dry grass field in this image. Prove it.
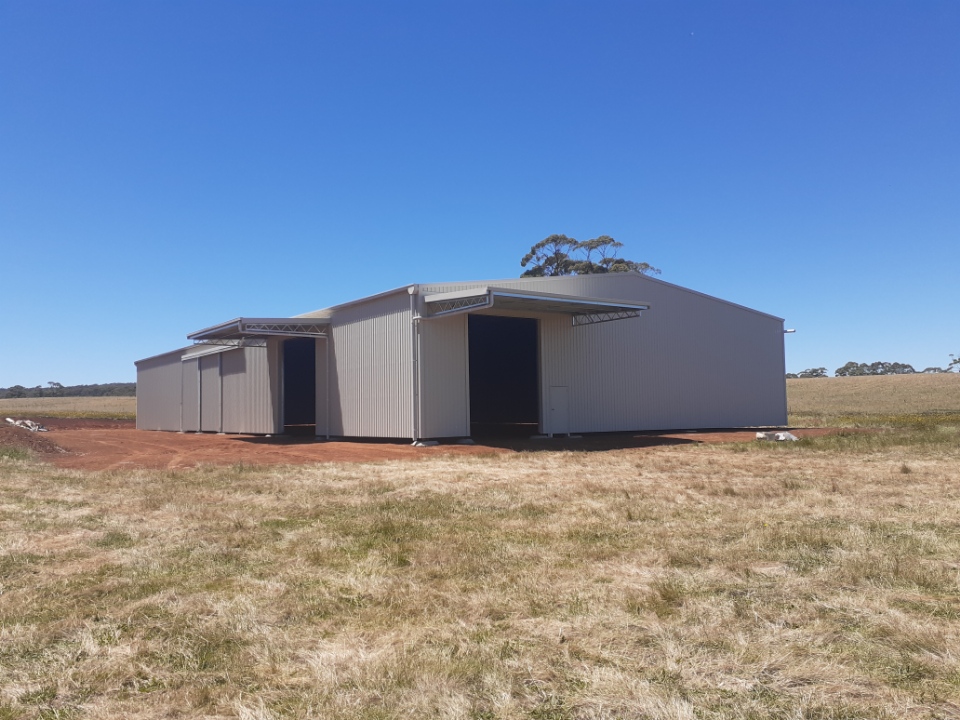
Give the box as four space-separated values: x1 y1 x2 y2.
788 373 960 425
0 396 136 420
2 378 959 719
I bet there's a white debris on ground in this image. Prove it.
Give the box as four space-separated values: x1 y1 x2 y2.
756 431 799 442
5 418 49 432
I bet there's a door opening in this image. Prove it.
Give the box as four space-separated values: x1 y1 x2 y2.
468 315 539 437
549 386 569 436
282 338 316 435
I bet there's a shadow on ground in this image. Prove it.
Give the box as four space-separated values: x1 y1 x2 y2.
230 428 796 453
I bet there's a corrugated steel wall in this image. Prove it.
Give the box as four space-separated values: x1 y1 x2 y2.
221 344 280 435
417 312 470 438
628 280 787 430
181 358 199 431
315 337 329 437
329 291 412 438
537 311 645 433
416 273 787 436
135 350 183 431
137 339 283 436
267 338 282 433
219 350 243 433
199 354 221 432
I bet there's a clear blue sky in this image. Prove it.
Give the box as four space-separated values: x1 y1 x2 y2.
2 0 957 386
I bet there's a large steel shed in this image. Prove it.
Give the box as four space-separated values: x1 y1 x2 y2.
135 273 788 440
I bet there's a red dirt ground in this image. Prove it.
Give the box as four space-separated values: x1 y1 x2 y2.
1 417 848 472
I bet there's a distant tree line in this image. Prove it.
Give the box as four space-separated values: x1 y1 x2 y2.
0 382 136 399
787 356 958 378
786 368 829 379
835 361 918 376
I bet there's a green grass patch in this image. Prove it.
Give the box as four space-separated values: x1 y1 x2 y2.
94 531 136 549
790 411 960 429
743 418 960 454
26 410 136 420
0 445 31 461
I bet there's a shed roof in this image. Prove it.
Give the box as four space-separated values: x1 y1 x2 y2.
296 272 784 323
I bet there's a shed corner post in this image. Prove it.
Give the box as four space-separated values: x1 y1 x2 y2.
409 286 421 444
218 351 224 434
176 359 183 434
325 333 331 440
780 321 789 426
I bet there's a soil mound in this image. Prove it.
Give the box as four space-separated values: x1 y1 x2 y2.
0 422 67 455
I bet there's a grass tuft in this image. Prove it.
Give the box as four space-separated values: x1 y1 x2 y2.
0 445 32 461
94 530 136 549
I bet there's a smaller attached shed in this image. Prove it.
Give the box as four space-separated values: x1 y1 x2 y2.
135 318 328 436
136 273 788 439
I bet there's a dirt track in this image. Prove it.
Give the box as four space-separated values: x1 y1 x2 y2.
1 417 845 472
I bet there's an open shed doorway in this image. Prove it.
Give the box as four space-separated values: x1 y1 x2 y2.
468 315 540 437
282 338 316 436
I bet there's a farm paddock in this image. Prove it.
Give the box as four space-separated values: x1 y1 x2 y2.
1 416 958 719
2 381 958 718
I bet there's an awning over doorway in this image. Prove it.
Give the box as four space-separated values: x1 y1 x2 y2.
421 286 650 326
187 317 330 345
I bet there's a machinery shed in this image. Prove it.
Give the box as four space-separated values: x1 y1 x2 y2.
135 273 788 440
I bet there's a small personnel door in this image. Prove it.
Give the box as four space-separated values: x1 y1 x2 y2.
549 386 569 436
